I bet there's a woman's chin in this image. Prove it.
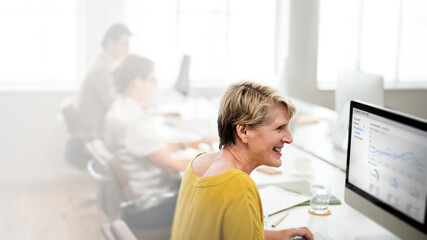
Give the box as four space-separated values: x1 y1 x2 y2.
266 159 282 168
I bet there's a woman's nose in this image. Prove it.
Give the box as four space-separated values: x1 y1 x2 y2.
282 131 293 144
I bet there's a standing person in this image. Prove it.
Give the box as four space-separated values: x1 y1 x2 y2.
77 23 131 139
104 54 209 229
171 81 313 240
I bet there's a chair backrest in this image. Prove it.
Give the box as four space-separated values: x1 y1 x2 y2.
101 220 138 240
86 140 136 220
90 140 136 201
101 224 116 240
89 140 174 240
60 98 87 137
111 220 138 240
60 98 91 169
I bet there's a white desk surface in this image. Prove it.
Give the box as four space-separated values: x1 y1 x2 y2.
253 144 398 240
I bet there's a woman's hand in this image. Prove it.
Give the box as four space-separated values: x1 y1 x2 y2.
282 227 313 240
265 227 314 240
156 112 181 118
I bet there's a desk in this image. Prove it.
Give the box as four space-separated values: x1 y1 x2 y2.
252 144 398 240
154 95 219 142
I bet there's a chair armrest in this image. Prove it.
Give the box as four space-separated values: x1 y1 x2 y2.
111 220 138 240
87 159 110 181
100 224 115 240
119 191 178 214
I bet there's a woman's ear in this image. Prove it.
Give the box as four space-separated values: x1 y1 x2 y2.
235 123 248 144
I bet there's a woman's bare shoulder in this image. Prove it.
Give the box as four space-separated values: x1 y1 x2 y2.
193 151 240 177
192 152 221 177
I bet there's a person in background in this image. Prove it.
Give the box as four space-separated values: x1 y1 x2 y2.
104 54 209 229
78 23 131 139
171 81 313 240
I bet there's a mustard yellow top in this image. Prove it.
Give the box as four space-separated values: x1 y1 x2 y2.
171 154 264 240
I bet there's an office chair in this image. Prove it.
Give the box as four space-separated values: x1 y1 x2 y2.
58 98 96 217
86 140 173 240
59 97 92 169
101 220 138 240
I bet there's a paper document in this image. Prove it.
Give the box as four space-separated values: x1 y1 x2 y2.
259 185 310 216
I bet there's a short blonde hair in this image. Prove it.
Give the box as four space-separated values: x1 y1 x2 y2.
217 81 296 149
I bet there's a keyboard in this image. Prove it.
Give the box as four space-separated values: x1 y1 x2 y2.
314 231 335 240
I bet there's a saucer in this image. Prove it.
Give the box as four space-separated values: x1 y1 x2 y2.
289 168 314 177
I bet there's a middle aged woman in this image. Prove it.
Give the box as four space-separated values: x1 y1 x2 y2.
171 81 313 240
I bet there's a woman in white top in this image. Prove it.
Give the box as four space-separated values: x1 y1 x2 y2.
104 54 206 229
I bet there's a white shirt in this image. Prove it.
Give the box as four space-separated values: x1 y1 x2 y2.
104 96 179 209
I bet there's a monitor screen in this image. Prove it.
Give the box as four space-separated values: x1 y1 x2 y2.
174 55 191 96
345 100 427 238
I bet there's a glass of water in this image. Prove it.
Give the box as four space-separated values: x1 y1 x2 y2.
309 184 331 215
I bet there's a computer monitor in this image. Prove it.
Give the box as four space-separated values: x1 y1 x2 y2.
333 70 384 150
345 100 427 239
174 54 191 96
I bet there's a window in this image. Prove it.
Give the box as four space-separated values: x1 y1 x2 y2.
0 0 76 88
125 0 283 88
317 0 427 88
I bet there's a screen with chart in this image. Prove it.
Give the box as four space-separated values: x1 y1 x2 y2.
347 103 427 227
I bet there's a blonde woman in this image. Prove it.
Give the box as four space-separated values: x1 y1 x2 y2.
172 81 313 240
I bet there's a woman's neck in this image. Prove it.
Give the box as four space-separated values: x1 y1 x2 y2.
223 144 258 175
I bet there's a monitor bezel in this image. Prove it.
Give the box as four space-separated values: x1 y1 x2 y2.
345 100 427 235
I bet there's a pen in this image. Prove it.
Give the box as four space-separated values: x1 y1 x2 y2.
271 212 289 228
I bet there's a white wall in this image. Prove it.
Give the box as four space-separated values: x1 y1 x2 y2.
0 91 72 181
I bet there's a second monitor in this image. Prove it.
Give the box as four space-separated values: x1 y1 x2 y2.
333 70 384 151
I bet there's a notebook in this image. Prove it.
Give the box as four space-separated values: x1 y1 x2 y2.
259 185 310 216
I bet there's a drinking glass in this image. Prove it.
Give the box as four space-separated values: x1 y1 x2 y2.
309 184 331 215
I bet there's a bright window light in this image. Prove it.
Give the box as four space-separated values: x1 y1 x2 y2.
317 0 427 87
125 0 279 88
0 1 76 86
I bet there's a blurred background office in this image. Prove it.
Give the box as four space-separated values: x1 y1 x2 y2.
0 0 426 239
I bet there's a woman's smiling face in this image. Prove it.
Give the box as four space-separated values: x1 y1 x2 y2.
246 104 293 168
